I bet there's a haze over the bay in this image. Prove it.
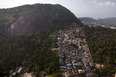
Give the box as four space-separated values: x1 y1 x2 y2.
0 0 116 19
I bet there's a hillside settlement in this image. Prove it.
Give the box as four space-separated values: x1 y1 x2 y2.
57 26 94 77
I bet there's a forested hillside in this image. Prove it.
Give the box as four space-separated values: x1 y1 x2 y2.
84 26 116 77
0 17 62 76
0 4 82 34
0 28 60 77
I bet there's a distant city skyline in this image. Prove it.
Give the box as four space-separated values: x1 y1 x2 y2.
0 0 116 19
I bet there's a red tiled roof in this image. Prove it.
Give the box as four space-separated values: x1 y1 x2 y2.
24 73 33 76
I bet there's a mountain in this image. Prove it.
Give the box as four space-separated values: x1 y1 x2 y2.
79 17 116 27
79 17 96 22
0 4 82 34
98 17 116 27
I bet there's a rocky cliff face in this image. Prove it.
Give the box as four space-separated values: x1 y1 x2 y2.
0 4 82 34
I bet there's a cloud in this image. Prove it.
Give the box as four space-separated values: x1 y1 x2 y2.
92 0 116 7
98 1 115 6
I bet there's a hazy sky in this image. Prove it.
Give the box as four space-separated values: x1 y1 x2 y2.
0 0 116 18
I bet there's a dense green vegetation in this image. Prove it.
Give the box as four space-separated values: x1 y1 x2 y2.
84 26 116 77
0 24 60 77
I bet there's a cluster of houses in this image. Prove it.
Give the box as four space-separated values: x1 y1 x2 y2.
57 26 94 77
